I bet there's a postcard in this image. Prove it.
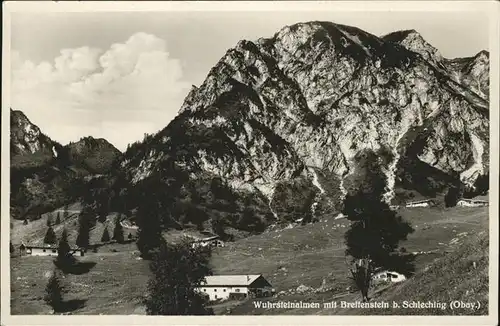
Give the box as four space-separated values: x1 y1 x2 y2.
2 1 498 325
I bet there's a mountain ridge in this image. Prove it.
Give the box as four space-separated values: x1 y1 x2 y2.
10 21 489 232
108 21 489 231
10 109 122 220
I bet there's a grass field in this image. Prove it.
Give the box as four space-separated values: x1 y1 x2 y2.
10 242 149 315
220 206 488 315
351 230 489 315
10 205 488 315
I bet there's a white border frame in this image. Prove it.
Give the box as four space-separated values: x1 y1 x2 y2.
2 1 499 325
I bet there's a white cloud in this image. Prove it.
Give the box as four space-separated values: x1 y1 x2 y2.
11 33 191 151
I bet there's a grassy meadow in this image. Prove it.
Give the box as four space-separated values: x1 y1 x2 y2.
10 204 488 315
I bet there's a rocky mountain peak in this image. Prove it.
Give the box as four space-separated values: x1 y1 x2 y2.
475 50 489 60
11 109 51 153
70 136 119 153
10 110 123 219
109 21 489 232
10 109 58 168
444 50 489 101
66 136 121 174
382 29 443 63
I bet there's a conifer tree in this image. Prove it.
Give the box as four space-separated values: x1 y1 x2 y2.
211 216 227 240
44 269 63 313
135 173 183 258
55 212 61 224
112 214 124 243
101 226 110 242
136 199 164 259
44 227 57 244
97 202 108 223
76 214 91 249
343 149 415 302
46 215 53 227
136 185 165 259
63 205 69 219
144 240 213 315
445 184 463 207
56 228 72 266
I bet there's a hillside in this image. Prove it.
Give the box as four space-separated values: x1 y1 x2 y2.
10 205 488 315
99 21 489 232
220 206 488 315
66 136 121 174
10 109 121 220
10 109 59 169
9 203 128 247
352 230 489 315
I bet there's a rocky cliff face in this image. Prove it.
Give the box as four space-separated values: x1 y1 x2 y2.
10 109 59 168
382 29 444 65
383 30 489 101
444 50 489 101
116 21 489 228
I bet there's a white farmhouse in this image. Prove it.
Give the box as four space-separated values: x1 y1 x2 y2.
197 274 275 302
456 198 488 207
191 236 225 249
24 245 58 256
21 244 84 257
372 270 407 283
405 199 435 208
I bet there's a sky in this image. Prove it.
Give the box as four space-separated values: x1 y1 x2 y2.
9 10 490 151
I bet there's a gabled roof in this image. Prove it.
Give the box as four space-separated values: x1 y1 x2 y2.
201 275 262 287
406 199 434 204
192 235 220 243
372 270 405 277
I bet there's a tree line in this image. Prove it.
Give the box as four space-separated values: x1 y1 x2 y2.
43 210 127 247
